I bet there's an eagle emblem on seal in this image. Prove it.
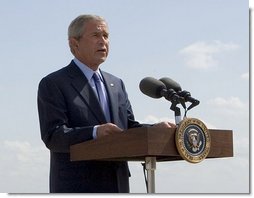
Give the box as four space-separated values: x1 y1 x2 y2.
175 118 211 163
187 128 202 152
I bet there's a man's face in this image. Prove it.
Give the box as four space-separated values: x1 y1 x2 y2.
73 20 109 70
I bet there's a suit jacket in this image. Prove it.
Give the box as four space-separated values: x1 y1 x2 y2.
37 61 142 193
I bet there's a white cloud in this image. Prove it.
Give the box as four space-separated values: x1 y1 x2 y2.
207 96 245 109
207 96 248 118
2 140 48 164
0 140 49 193
241 72 249 80
140 115 218 129
179 40 239 69
139 115 175 124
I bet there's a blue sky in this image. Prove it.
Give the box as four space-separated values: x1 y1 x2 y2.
0 0 250 193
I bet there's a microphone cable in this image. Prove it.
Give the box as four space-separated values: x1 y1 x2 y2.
141 162 148 192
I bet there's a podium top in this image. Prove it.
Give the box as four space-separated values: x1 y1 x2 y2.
70 127 233 162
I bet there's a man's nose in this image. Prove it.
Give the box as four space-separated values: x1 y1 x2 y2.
98 35 108 44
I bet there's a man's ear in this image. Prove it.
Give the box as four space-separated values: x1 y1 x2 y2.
69 37 79 54
69 37 79 48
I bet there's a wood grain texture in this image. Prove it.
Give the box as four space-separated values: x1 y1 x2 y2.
70 127 233 162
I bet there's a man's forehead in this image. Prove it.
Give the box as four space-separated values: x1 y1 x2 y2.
96 24 108 31
87 20 108 31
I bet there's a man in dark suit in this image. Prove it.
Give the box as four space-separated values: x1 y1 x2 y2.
37 14 175 193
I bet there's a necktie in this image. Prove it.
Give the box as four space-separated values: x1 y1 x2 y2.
92 72 111 122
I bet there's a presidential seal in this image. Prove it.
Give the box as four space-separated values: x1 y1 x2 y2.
175 118 211 163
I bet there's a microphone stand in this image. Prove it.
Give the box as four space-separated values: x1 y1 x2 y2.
170 100 182 125
174 107 182 125
162 88 185 125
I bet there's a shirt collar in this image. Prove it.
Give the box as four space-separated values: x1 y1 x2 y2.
73 58 103 82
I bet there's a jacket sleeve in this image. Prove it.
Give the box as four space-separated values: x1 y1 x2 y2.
37 76 94 153
118 79 151 129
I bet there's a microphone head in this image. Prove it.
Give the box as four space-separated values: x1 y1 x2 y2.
159 77 182 92
139 77 166 98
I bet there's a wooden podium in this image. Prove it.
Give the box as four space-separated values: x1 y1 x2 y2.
70 127 233 193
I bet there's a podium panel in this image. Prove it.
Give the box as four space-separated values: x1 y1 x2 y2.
70 127 233 162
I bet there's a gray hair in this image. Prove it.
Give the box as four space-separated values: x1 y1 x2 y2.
68 14 106 39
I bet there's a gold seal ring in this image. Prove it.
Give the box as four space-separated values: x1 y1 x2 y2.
175 118 211 163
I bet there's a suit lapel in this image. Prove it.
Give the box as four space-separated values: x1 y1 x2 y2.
67 62 107 124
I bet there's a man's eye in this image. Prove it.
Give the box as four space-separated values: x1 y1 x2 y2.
91 33 109 39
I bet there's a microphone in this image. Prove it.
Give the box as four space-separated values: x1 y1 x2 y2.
177 90 200 110
139 77 182 103
159 77 182 92
139 77 166 99
159 77 200 110
159 77 185 108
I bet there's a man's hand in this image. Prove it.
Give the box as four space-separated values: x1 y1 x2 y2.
96 123 123 139
152 121 176 128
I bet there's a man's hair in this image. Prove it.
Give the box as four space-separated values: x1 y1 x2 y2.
68 14 106 40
